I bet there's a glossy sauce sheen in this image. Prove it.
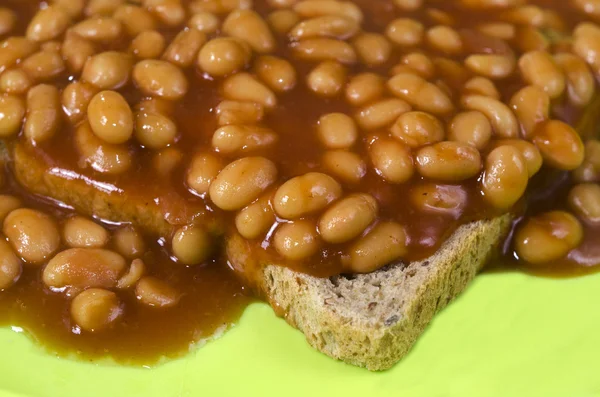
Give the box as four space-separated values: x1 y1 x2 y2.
0 0 598 363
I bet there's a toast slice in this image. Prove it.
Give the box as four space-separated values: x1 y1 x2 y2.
10 140 512 370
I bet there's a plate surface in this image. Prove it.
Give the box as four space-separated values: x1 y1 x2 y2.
1 271 599 397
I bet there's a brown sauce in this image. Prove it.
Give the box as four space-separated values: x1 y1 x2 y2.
0 0 598 364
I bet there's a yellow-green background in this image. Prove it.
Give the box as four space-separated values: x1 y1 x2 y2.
0 271 599 397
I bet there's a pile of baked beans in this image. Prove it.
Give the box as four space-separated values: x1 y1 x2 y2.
0 0 599 336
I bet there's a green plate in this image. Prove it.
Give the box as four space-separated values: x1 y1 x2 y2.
1 271 599 397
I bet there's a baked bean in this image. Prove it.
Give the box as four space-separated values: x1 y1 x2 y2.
273 220 321 260
500 4 545 25
273 172 342 219
85 0 124 16
293 1 363 22
318 194 377 244
514 211 583 265
448 111 491 150
163 29 206 68
187 153 223 196
391 111 444 148
0 69 31 95
289 16 359 41
210 157 278 211
267 0 297 8
130 31 166 60
462 77 500 99
63 217 110 248
425 8 454 24
235 193 275 239
553 53 595 107
216 100 264 126
569 183 600 223
426 26 462 55
519 50 565 99
24 84 60 143
62 81 97 124
0 239 21 290
198 37 251 77
416 141 482 182
477 22 516 40
40 41 61 53
464 54 515 79
135 111 177 149
0 37 38 73
388 73 453 115
370 138 414 183
433 58 471 91
508 85 549 140
21 50 65 81
53 0 85 17
62 32 96 74
26 6 70 42
82 51 133 90
75 121 132 175
71 288 123 332
222 73 277 109
88 91 134 144
307 61 346 97
223 9 275 54
574 0 600 20
481 145 528 209
145 0 185 27
113 226 145 259
212 125 278 154
0 8 16 37
352 33 391 66
292 38 357 64
4 208 60 265
356 98 411 130
385 18 423 47
398 53 435 79
488 139 542 177
133 60 188 100
188 12 220 33
189 0 253 14
72 17 123 42
172 225 212 265
461 95 519 138
393 0 422 10
153 147 183 177
0 95 25 137
268 10 300 34
410 183 467 217
135 276 180 308
344 221 407 273
317 113 357 149
532 120 585 171
573 23 600 74
113 5 156 36
322 150 366 184
514 26 549 53
116 258 145 289
0 196 21 224
345 73 384 106
574 140 600 183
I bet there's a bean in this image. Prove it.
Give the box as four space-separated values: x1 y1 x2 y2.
135 111 177 149
344 222 407 273
62 81 97 124
0 8 16 37
477 22 516 40
532 120 585 171
488 139 542 177
62 32 96 74
293 1 363 22
235 193 275 240
4 209 60 265
82 51 133 90
75 121 132 175
352 33 391 66
162 29 206 68
391 111 444 148
519 50 565 99
393 0 422 10
0 95 25 137
186 153 223 196
88 91 133 144
355 98 411 130
223 9 275 53
398 53 435 79
210 157 278 211
273 220 321 260
464 54 515 79
569 183 600 223
85 0 125 16
322 150 366 184
153 147 183 177
135 276 180 308
385 18 423 46
222 73 277 109
72 17 123 42
345 73 384 106
113 5 156 36
53 0 85 17
0 37 38 74
448 111 492 150
268 10 300 34
0 239 21 291
116 258 145 289
63 217 110 248
172 225 212 265
216 100 264 126
289 15 359 40
71 288 123 332
306 61 346 97
317 113 357 149
462 77 500 99
130 31 166 60
370 138 414 183
319 194 378 244
273 172 342 219
416 141 482 182
212 125 278 154
24 84 60 144
188 12 220 34
509 85 549 139
113 226 145 259
292 38 357 64
0 195 21 224
133 60 188 100
574 140 600 183
409 183 467 217
189 0 253 14
0 69 32 95
21 50 65 81
426 25 462 55
515 211 583 265
554 53 595 107
26 6 71 42
481 145 528 209
573 23 600 74
145 0 186 27
197 37 251 77
388 73 453 115
461 94 519 138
